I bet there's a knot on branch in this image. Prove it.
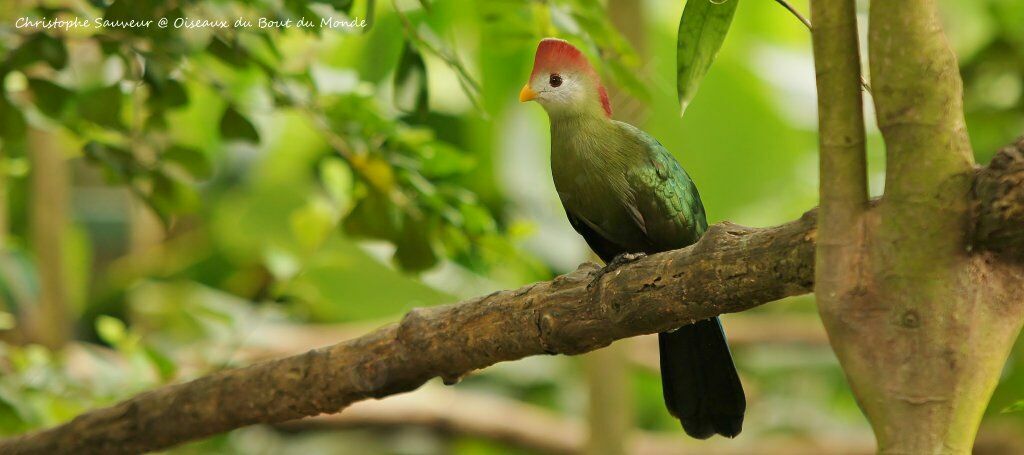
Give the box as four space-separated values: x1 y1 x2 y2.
973 138 1024 261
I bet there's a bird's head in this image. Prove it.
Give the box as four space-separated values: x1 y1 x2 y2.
519 38 612 118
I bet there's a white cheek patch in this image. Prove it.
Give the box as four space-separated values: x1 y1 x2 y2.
541 77 585 108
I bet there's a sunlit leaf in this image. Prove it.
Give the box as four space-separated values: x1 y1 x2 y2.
142 346 177 381
162 146 212 180
415 143 474 178
1004 400 1024 413
319 157 354 214
96 315 127 345
459 202 496 235
676 0 739 115
0 157 30 177
350 154 395 190
289 198 337 253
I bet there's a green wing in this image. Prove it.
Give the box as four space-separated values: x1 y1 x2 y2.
620 123 707 252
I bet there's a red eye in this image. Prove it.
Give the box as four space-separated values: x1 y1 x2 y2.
549 74 562 87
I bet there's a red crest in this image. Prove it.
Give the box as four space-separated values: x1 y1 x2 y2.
530 38 612 117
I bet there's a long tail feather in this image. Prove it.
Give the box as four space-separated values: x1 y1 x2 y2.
658 317 745 439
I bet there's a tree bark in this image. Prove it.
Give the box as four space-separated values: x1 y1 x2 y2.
808 0 1024 451
0 145 1021 453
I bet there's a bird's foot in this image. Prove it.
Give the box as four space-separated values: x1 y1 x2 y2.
589 252 646 288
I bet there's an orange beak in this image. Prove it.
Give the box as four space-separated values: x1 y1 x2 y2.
519 84 538 102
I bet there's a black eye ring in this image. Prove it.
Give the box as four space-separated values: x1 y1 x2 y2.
549 74 562 87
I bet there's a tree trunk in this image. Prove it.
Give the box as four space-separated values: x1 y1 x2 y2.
810 0 1024 452
26 128 71 349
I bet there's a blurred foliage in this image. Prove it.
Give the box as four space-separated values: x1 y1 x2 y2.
0 0 1021 453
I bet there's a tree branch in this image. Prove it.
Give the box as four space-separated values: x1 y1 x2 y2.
870 0 974 260
808 0 870 329
809 0 868 227
0 148 1022 454
0 216 819 455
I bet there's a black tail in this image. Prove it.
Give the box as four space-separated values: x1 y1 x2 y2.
658 317 745 439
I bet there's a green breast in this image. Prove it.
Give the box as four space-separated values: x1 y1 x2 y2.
550 117 706 254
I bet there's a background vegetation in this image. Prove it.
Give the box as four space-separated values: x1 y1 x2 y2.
0 0 1021 453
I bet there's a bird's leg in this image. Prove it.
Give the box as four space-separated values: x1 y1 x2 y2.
607 252 646 269
589 252 646 288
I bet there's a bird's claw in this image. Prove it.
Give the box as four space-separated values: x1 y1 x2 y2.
608 252 646 269
589 252 646 288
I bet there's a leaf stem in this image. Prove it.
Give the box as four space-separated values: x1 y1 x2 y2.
773 0 871 92
774 0 811 30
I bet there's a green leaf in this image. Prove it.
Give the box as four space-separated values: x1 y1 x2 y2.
150 171 192 212
1004 400 1024 413
415 142 474 178
676 0 739 115
319 157 354 214
28 78 73 119
459 202 496 236
5 33 67 70
143 346 177 381
77 85 124 129
82 142 137 183
289 199 337 253
219 105 260 143
343 191 401 241
207 36 249 68
365 0 377 32
0 94 26 142
393 42 429 115
394 213 438 271
0 157 28 177
144 61 189 111
145 170 199 225
162 146 212 180
96 315 127 345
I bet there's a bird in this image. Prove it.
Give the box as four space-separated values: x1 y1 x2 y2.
519 38 745 439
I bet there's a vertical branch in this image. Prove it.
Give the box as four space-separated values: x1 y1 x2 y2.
582 345 631 455
870 0 973 259
808 0 867 320
809 0 868 239
870 0 974 165
26 128 70 349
